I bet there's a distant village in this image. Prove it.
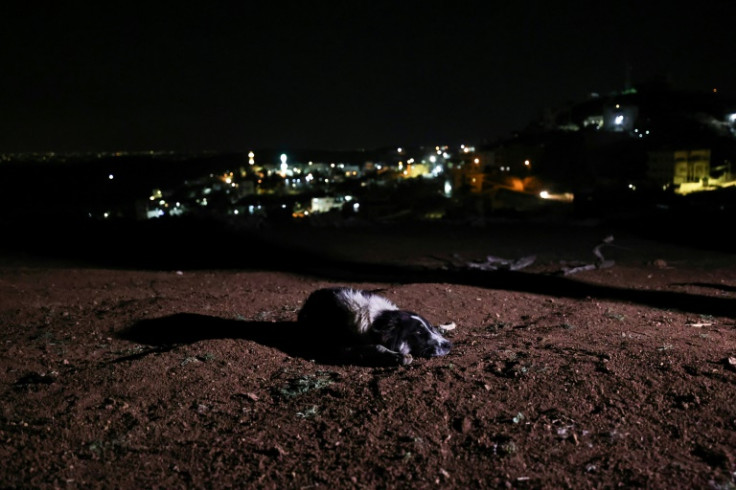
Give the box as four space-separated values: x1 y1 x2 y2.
2 81 735 225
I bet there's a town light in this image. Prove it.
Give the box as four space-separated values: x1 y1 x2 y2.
280 153 288 174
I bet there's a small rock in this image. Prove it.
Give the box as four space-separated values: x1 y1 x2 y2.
652 259 668 269
726 357 736 371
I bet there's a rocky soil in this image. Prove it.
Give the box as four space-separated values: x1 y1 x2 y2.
1 220 735 488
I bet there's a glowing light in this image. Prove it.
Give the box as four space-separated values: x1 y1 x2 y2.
539 191 574 202
108 174 114 180
444 180 452 197
615 115 624 125
474 158 480 164
429 155 437 163
524 160 530 166
280 153 288 174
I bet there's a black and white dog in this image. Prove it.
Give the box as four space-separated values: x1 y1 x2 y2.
298 287 453 366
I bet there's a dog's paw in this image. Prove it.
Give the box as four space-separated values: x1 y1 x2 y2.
400 353 413 365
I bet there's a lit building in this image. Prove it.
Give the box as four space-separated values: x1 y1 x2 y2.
673 149 711 185
647 149 711 190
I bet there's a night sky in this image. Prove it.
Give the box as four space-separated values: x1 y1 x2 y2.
1 1 734 153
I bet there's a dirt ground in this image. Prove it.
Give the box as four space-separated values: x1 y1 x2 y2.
1 220 735 488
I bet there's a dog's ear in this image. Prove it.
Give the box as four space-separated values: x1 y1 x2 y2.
370 311 409 346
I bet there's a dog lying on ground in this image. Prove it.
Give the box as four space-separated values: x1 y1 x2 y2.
297 287 453 366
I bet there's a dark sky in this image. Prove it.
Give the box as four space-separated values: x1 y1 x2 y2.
1 1 734 153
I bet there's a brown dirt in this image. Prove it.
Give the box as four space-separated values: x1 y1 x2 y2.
1 222 735 488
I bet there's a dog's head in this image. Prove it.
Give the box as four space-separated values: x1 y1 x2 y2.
372 310 452 358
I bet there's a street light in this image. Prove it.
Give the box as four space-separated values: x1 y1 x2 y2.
280 153 288 175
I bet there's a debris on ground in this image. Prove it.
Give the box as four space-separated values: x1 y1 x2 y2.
435 253 536 271
562 235 616 275
465 254 537 271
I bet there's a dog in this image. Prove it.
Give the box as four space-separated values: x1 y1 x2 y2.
297 287 452 366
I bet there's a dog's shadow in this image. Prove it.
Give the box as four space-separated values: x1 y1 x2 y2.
116 313 337 364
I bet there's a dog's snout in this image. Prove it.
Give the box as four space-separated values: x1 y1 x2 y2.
438 339 452 355
426 339 451 357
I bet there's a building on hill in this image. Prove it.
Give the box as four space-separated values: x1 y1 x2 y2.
647 149 711 191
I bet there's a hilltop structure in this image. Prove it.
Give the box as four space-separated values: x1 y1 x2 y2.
456 81 736 204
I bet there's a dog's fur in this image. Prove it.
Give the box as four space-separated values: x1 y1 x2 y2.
298 287 452 366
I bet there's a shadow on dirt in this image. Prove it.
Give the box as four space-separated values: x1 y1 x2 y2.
6 218 736 318
303 262 736 317
116 313 354 365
